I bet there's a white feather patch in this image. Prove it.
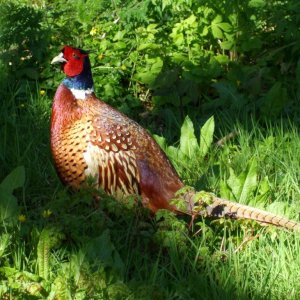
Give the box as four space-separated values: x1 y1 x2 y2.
70 88 94 100
83 142 140 199
83 142 101 181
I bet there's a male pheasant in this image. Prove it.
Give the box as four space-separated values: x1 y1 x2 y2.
51 45 300 230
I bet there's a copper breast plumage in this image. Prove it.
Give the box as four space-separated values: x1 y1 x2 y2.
51 86 142 199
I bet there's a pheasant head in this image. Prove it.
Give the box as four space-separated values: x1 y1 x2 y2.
51 46 94 99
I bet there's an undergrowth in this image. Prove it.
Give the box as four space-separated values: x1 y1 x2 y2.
1 86 300 299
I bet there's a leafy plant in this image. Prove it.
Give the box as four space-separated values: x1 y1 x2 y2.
0 1 48 82
37 227 64 280
0 166 24 223
155 115 215 167
220 159 258 204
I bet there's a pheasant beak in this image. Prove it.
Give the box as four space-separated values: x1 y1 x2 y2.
51 52 67 64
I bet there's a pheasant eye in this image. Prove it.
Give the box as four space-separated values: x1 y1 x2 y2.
72 53 80 60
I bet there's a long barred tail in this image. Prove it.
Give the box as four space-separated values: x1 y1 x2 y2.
207 197 300 231
182 191 300 231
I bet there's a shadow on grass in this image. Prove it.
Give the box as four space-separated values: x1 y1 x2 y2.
23 177 275 299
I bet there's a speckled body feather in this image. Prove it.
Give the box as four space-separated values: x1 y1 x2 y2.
51 46 300 230
51 84 183 212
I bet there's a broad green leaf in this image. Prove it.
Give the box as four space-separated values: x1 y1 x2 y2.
0 192 18 222
200 26 209 37
153 134 166 150
137 43 160 51
113 30 125 41
249 0 266 8
171 53 188 63
0 166 24 222
215 54 230 64
220 40 234 50
217 22 233 32
0 166 25 193
134 72 154 85
211 24 223 39
0 234 10 257
179 116 198 158
239 159 257 203
184 14 197 26
104 83 115 97
162 0 172 11
199 116 215 157
255 176 271 205
258 176 271 195
146 23 158 32
211 18 231 39
226 167 241 201
85 229 124 274
134 57 163 85
226 160 258 203
37 227 64 279
0 266 18 277
171 33 184 46
220 181 232 200
213 81 246 109
212 15 223 24
261 82 288 117
166 145 179 162
114 41 127 49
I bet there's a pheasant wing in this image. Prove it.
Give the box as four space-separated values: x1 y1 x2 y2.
83 114 140 199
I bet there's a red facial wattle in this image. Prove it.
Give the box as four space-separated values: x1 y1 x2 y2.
61 46 86 77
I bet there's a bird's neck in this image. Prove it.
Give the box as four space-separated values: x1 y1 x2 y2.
62 59 94 100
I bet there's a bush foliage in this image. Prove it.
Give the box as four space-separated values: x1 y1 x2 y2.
1 0 300 123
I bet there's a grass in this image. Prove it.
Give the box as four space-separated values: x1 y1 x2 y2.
1 84 300 299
